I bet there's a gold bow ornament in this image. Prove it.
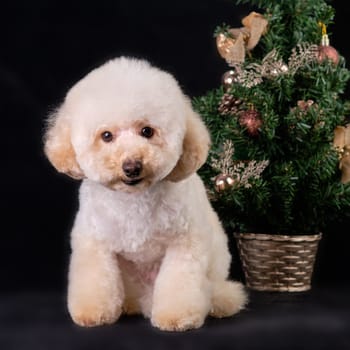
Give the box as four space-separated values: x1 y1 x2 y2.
333 124 350 183
216 12 268 65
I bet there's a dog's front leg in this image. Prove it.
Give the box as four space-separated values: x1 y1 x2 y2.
67 235 124 327
151 235 211 331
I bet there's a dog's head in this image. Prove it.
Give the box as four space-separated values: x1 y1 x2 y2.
44 57 210 193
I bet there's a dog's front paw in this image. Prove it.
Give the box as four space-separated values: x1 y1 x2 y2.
68 296 122 327
151 309 205 332
69 299 122 327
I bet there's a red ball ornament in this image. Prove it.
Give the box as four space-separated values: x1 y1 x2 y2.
317 45 339 65
239 109 262 136
317 29 339 65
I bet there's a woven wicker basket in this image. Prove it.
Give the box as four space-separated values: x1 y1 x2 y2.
234 233 322 292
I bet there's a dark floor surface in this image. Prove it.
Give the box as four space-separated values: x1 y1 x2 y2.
1 287 349 350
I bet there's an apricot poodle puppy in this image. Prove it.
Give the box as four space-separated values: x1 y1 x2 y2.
44 57 247 331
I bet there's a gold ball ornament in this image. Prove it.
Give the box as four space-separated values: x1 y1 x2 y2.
280 64 289 73
214 174 235 192
221 70 240 91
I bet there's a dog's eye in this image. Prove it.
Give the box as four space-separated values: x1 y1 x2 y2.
101 131 114 143
140 126 154 138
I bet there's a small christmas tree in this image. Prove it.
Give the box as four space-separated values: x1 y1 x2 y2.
194 0 350 235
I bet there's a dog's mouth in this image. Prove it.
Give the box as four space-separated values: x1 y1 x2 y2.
122 178 144 186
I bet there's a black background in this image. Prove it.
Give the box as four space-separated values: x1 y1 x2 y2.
1 0 349 294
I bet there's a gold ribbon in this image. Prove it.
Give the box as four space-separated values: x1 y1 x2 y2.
334 125 350 183
216 12 268 65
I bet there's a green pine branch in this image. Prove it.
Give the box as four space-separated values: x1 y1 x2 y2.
195 0 350 234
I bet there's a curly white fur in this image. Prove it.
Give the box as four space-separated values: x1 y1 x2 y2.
44 57 247 331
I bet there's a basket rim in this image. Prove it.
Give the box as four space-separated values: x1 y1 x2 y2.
246 284 311 292
233 232 322 242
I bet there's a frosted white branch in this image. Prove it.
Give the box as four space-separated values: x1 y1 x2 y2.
211 140 269 189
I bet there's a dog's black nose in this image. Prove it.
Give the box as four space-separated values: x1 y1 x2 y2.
122 159 143 178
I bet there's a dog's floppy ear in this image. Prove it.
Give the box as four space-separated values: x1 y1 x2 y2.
44 107 84 180
166 101 211 182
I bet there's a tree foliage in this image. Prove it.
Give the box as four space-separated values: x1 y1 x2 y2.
194 0 350 234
